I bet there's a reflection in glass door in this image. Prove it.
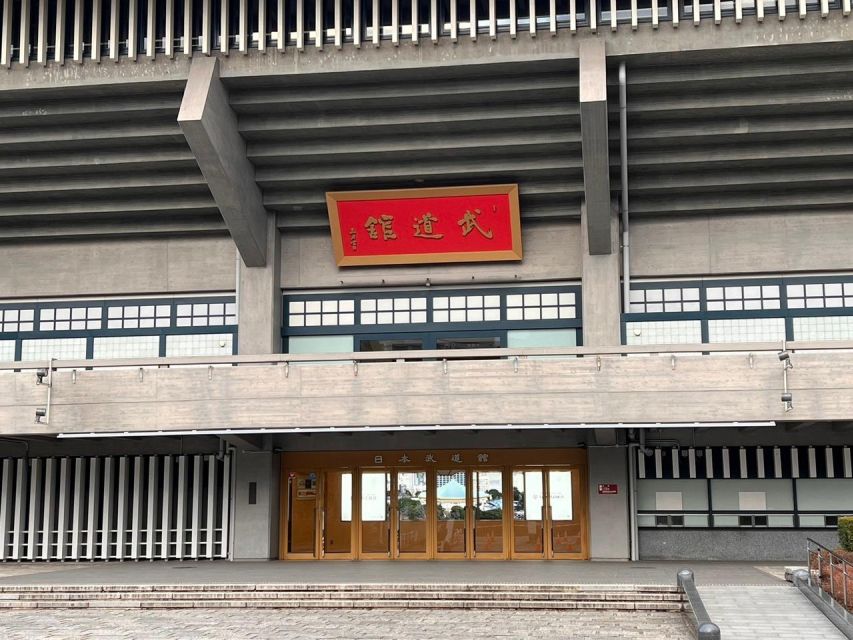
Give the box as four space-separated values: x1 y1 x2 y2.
360 471 391 556
395 471 428 557
473 470 503 556
322 470 353 557
512 470 545 555
548 469 582 556
436 470 467 555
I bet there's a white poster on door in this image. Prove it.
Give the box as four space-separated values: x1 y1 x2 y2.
361 473 387 521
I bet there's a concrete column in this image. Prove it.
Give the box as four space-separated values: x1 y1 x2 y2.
579 39 612 256
587 446 631 561
581 201 621 346
237 213 282 355
231 450 281 560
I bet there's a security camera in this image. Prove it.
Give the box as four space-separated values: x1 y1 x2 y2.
34 408 47 423
781 392 793 402
777 351 790 362
35 368 48 385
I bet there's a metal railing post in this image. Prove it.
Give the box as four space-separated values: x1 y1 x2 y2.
677 569 721 640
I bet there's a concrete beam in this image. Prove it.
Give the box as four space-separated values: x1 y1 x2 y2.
178 57 268 267
579 39 612 256
219 434 264 451
3 350 853 435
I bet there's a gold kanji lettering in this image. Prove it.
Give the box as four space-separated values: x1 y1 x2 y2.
413 213 444 240
365 215 397 241
458 209 493 239
349 227 358 251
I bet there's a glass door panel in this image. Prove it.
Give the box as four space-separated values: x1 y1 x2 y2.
548 469 582 555
360 471 391 555
473 470 503 555
287 471 318 556
512 470 544 555
322 470 352 556
396 471 428 555
436 470 467 554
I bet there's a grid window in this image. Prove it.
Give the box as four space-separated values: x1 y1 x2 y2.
787 282 853 310
21 338 88 360
107 304 171 329
289 299 356 327
433 295 499 323
707 318 786 343
361 298 427 325
793 316 853 341
706 284 780 311
626 321 702 345
629 287 700 313
506 290 576 321
176 302 237 328
93 335 161 359
165 334 234 357
0 308 35 333
0 340 15 362
39 307 102 331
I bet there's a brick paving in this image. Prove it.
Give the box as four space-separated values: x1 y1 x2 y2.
0 608 691 639
698 585 845 640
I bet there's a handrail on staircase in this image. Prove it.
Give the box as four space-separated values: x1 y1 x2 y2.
677 570 721 640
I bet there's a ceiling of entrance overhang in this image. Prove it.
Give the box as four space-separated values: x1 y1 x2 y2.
1 48 852 242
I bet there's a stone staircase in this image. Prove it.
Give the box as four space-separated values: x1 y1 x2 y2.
0 583 686 610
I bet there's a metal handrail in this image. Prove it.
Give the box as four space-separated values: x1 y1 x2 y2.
677 570 721 640
1 339 851 371
807 537 852 621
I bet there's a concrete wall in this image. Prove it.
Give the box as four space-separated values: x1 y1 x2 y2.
281 220 581 290
639 528 837 561
587 446 630 561
231 450 281 560
0 236 236 299
630 212 853 278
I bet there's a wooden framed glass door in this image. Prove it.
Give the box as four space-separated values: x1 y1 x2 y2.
511 469 546 558
360 470 392 558
472 469 505 558
435 470 468 558
285 471 320 559
394 470 429 558
321 470 354 559
546 468 584 559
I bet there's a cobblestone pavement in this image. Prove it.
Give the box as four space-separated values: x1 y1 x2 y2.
698 585 844 640
0 609 691 640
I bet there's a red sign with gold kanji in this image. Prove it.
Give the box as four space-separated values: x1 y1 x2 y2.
326 185 522 266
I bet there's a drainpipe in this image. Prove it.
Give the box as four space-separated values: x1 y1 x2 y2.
627 427 641 561
619 62 630 312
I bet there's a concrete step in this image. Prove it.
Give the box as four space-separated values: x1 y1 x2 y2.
0 584 686 610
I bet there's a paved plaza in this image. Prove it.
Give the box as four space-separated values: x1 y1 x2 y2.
0 608 690 640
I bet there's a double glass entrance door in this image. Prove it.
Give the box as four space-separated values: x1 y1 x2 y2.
284 464 584 560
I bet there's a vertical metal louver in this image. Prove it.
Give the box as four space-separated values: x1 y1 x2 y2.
0 453 231 561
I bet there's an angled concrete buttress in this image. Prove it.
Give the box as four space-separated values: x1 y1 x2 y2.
579 39 613 256
178 56 269 267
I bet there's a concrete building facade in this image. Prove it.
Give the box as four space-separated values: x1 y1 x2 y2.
0 0 851 563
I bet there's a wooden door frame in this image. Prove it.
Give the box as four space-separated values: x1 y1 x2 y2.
279 449 590 561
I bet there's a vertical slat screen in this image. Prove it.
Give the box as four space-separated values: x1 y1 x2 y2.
489 0 496 38
336 0 343 47
108 0 118 60
86 457 99 560
390 0 398 44
258 0 267 51
450 0 457 40
528 0 535 35
296 0 304 49
73 0 85 62
277 0 285 50
19 0 31 67
128 0 138 60
41 458 56 561
0 454 231 562
184 0 193 55
146 0 156 58
589 0 596 30
316 0 323 48
11 459 26 559
757 0 764 20
411 0 417 42
372 0 380 45
672 0 679 25
100 457 114 560
220 0 228 53
25 459 41 560
36 0 47 64
469 0 475 39
631 0 638 27
202 0 211 54
1 0 12 68
91 0 102 62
